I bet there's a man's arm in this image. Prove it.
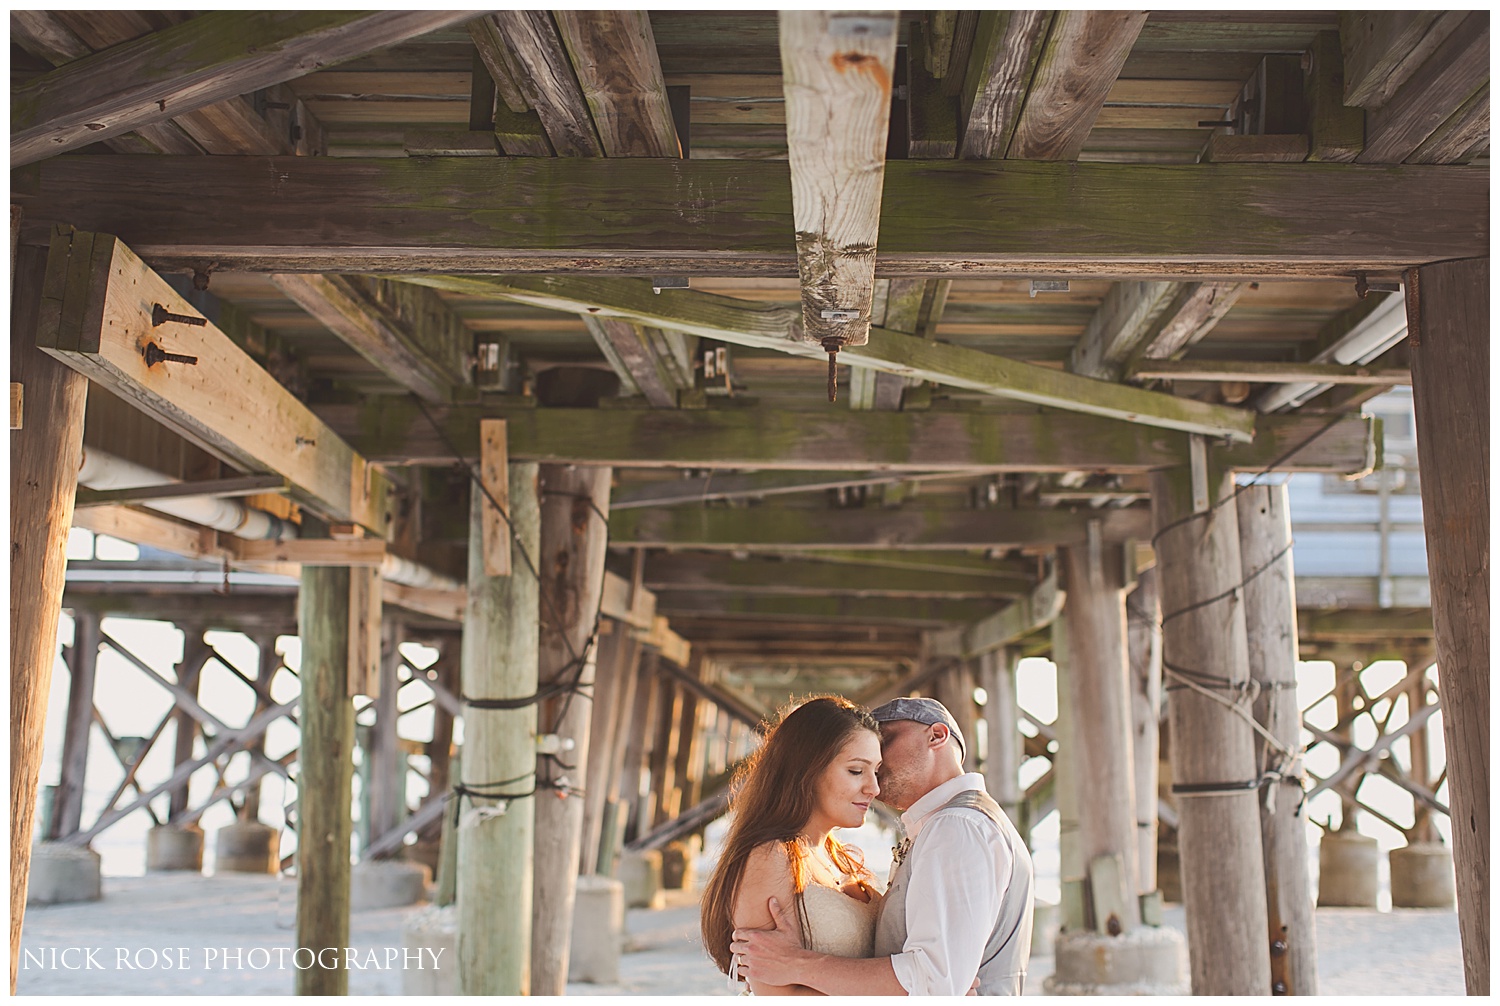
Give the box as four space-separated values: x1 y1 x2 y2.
730 897 908 996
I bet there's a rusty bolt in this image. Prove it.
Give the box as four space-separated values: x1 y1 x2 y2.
151 303 207 328
142 342 199 367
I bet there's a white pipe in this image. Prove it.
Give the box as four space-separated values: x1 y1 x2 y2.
76 448 463 592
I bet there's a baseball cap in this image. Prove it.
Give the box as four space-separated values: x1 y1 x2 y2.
870 697 965 760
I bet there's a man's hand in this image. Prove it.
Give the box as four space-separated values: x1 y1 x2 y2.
729 896 814 989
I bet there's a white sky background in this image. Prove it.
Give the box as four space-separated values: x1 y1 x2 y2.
41 526 1451 911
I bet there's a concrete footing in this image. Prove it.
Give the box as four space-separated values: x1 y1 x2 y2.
146 825 203 872
660 837 699 891
1390 842 1456 909
27 842 102 905
1031 901 1060 958
401 904 456 995
213 822 279 875
1044 926 1189 995
620 849 665 909
351 859 430 911
1318 830 1378 907
569 875 625 984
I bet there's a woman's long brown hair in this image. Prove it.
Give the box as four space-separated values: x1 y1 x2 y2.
700 695 879 974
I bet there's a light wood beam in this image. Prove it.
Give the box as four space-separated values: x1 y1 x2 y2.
554 11 680 158
581 316 693 408
926 567 1062 660
404 274 1255 440
11 11 475 166
653 593 995 627
37 230 394 536
1131 360 1411 386
642 553 1030 599
612 469 989 510
318 401 1376 476
1357 12 1489 165
466 16 554 157
780 11 899 384
18 157 1489 278
957 11 1053 159
1068 281 1180 380
1130 282 1249 366
610 505 1152 551
270 273 473 404
1006 11 1148 161
489 11 604 157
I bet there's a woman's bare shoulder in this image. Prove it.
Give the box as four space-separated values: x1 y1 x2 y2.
732 841 797 931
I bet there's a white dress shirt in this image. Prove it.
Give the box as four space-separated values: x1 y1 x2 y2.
887 773 1013 996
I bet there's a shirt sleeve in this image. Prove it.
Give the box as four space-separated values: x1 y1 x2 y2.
888 811 1012 996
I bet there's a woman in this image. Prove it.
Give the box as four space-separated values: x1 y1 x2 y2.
701 696 883 995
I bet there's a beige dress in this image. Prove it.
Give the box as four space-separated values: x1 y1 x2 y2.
800 882 880 958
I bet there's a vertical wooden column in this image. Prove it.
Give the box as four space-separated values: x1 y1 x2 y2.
295 566 358 997
531 464 612 996
648 674 684 827
1126 568 1162 894
618 649 660 843
458 461 540 995
599 633 644 871
1060 539 1141 930
367 618 403 850
1332 669 1361 829
10 243 88 987
978 646 1023 826
1406 257 1488 996
168 627 212 820
1237 483 1316 995
1406 661 1437 844
50 609 102 840
1052 618 1084 930
242 632 282 824
935 660 980 772
671 653 707 814
1151 463 1271 995
580 622 635 874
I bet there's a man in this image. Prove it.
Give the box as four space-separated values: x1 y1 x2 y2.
730 697 1034 995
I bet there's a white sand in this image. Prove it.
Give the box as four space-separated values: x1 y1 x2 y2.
15 874 1463 996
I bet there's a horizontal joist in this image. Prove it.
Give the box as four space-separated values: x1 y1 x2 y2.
642 553 1031 598
1132 360 1412 385
315 401 1378 476
12 11 476 166
610 505 1152 551
927 568 1063 659
612 469 990 510
16 157 1487 277
651 593 997 627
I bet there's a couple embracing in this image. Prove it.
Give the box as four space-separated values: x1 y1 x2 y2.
701 695 1035 996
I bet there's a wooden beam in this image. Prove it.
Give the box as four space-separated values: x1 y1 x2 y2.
11 11 476 166
479 419 510 578
1305 31 1364 164
1068 281 1181 380
401 274 1256 440
612 469 990 510
780 11 899 362
1130 282 1250 365
1006 11 1148 161
1132 360 1412 385
652 657 766 730
581 316 693 408
652 592 995 627
269 274 473 404
553 12 679 158
642 553 1030 599
465 16 554 157
1339 12 1469 110
1357 12 1489 164
36 230 394 536
926 566 1063 659
231 538 387 568
18 157 1489 278
957 11 1053 159
610 505 1151 551
906 20 960 158
317 401 1377 476
1406 85 1491 165
488 11 603 157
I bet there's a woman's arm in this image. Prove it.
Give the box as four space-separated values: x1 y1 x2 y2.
731 843 821 996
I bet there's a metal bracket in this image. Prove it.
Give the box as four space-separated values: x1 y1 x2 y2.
1029 280 1070 298
820 308 861 322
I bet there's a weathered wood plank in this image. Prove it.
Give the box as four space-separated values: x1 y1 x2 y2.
1406 86 1490 166
270 273 473 404
1068 281 1180 380
1206 134 1310 163
581 316 682 407
1132 360 1411 385
653 592 994 627
781 11 899 365
1357 13 1489 165
612 468 988 509
907 21 959 158
643 553 1029 598
958 11 1053 160
1133 281 1249 363
36 231 394 535
18 157 1489 278
404 274 1256 440
926 567 1062 659
1007 11 1149 160
554 11 679 158
317 400 1374 475
11 11 476 166
1305 31 1364 163
479 419 510 578
489 11 603 157
1339 12 1468 110
610 505 1151 551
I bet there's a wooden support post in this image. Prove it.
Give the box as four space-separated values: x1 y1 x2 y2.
530 464 612 996
1405 257 1488 995
649 676 684 828
367 618 402 850
597 633 644 875
672 654 708 814
934 661 979 773
168 628 212 820
1332 667 1361 830
580 623 635 874
1052 618 1085 931
978 646 1023 828
10 244 88 987
1237 483 1317 995
1126 569 1162 894
1151 463 1271 995
1060 538 1140 932
1407 662 1437 843
50 609 101 840
243 633 280 824
619 649 660 843
458 461 540 995
294 566 358 997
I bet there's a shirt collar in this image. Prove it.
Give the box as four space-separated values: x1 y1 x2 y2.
899 772 986 839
